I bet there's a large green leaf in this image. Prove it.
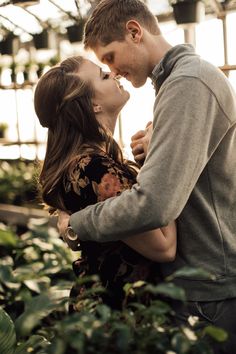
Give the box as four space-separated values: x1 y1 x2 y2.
166 267 216 281
204 325 228 342
14 293 59 338
145 283 186 301
0 307 16 354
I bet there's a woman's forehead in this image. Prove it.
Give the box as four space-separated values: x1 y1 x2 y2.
78 60 100 80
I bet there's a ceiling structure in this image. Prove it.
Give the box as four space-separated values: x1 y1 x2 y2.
0 0 236 44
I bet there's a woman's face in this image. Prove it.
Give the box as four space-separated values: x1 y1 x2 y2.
78 59 130 115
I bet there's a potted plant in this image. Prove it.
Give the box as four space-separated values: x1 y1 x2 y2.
33 29 49 50
0 33 15 56
0 122 8 139
170 0 205 24
66 19 86 43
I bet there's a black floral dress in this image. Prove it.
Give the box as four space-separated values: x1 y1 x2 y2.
62 152 161 309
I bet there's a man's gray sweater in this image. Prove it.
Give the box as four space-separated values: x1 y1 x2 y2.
71 44 236 301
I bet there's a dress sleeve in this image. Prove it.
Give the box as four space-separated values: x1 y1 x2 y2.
65 154 135 212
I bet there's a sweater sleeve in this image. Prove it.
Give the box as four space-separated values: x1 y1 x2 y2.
70 77 230 242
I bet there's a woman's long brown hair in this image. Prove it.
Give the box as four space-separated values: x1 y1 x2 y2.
34 56 138 212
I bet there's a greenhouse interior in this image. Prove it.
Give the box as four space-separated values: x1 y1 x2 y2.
0 0 236 353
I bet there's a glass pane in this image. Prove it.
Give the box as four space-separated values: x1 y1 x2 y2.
196 18 224 66
226 13 236 65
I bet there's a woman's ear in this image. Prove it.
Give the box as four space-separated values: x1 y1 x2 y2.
93 103 102 113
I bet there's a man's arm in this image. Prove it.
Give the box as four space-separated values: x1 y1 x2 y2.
70 77 230 242
59 212 176 261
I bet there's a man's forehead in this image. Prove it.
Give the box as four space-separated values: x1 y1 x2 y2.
94 46 108 57
94 42 116 60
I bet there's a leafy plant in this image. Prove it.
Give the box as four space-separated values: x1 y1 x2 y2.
0 220 227 354
0 160 39 206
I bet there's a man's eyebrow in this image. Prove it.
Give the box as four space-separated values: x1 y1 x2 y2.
101 51 113 63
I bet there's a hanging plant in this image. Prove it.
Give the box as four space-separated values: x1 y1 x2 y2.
0 33 15 56
170 0 205 24
33 29 49 50
66 19 86 43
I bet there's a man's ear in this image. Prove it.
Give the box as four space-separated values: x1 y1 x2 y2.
93 103 102 113
126 20 142 42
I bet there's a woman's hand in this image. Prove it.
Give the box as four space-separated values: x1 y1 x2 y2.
57 210 70 235
57 210 80 251
130 121 153 166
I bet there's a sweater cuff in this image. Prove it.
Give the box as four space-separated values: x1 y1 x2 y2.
70 211 89 241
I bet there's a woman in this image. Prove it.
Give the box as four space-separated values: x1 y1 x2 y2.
34 56 176 308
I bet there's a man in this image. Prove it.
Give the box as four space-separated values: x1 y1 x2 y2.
59 0 236 351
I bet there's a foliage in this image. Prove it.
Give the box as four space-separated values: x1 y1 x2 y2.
0 220 227 354
0 160 39 206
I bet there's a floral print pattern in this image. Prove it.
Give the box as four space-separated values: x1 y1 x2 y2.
63 153 161 309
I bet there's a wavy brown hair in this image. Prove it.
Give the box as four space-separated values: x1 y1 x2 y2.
34 56 138 212
84 0 161 49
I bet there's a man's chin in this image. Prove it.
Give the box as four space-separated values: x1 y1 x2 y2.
131 78 147 88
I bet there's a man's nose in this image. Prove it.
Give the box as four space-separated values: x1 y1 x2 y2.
109 72 116 79
109 72 122 80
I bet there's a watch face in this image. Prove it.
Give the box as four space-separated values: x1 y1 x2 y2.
66 227 78 241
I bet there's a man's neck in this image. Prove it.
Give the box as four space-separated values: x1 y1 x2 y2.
147 34 173 73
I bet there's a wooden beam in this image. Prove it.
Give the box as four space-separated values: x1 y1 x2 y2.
219 65 236 72
0 203 57 227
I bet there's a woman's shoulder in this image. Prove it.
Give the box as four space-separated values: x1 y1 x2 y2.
73 150 129 177
75 151 114 169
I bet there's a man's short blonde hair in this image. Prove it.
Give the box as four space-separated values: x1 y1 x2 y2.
84 0 161 49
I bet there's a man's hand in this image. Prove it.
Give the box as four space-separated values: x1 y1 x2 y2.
130 121 153 166
57 210 80 251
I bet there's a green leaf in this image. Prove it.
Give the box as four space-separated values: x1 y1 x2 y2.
46 338 66 354
0 307 16 354
204 325 228 342
166 267 216 281
0 229 18 247
15 335 50 354
132 280 146 288
96 304 111 322
145 283 186 301
0 265 21 290
113 323 131 352
171 332 191 353
23 278 49 293
14 293 59 337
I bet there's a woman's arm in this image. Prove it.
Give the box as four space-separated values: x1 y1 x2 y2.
123 221 176 262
